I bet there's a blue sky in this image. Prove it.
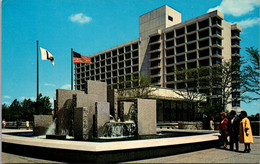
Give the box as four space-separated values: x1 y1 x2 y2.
2 0 259 115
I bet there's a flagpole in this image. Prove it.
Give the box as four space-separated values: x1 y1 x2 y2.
36 40 39 115
71 48 73 90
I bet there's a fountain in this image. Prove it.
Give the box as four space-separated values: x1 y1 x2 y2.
2 80 218 162
39 80 157 141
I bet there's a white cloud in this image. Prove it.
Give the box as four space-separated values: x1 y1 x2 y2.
69 13 92 24
3 95 11 99
232 17 260 29
20 96 36 101
44 83 56 87
208 0 259 17
61 84 71 89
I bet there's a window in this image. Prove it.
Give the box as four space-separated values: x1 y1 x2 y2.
176 28 185 36
187 24 196 33
166 57 174 65
176 55 185 63
151 69 160 75
168 15 173 21
166 31 174 39
232 101 240 107
166 66 174 73
150 35 160 43
166 75 174 82
132 43 138 50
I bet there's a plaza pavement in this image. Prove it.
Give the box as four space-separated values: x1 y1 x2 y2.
127 136 260 163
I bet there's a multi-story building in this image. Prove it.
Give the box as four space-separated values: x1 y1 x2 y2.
75 5 242 118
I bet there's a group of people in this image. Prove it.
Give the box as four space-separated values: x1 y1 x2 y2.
218 110 253 153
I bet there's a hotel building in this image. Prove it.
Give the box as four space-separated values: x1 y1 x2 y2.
75 5 242 121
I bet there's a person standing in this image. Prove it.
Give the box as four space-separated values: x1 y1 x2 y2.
227 110 240 151
210 116 214 130
26 121 30 130
219 112 228 149
239 111 253 153
2 120 6 128
16 120 20 129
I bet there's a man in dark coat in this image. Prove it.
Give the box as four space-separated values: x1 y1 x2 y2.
228 110 240 151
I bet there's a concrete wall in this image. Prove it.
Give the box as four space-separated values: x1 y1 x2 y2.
119 101 134 121
55 80 107 136
85 80 107 102
107 89 118 118
178 122 203 130
95 102 110 138
136 99 157 135
56 89 84 111
33 115 53 136
73 107 95 140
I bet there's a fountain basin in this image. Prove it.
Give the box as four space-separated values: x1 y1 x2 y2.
46 134 66 140
2 129 219 163
102 121 136 138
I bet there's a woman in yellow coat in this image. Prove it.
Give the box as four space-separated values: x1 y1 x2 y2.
239 111 253 153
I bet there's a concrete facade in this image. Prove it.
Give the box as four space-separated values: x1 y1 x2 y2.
55 80 108 138
33 115 53 136
95 102 110 138
75 5 242 112
85 80 107 102
73 107 94 140
135 99 157 135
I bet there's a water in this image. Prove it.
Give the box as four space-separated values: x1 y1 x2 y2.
7 131 206 142
34 135 74 140
46 118 56 135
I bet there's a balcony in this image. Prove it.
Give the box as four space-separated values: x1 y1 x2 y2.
211 44 224 49
150 60 161 69
231 45 242 49
149 35 161 44
231 35 242 41
150 52 161 61
232 53 242 58
165 40 174 49
199 29 210 39
187 23 197 33
165 31 174 40
151 77 161 84
166 57 175 65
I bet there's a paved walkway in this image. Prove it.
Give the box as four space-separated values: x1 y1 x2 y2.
1 152 61 163
2 135 260 163
127 137 260 163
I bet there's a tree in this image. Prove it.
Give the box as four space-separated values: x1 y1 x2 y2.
117 74 156 100
241 47 260 102
211 61 236 112
38 94 53 115
2 104 11 121
174 67 206 105
173 60 241 114
9 99 22 121
2 94 53 121
21 98 35 120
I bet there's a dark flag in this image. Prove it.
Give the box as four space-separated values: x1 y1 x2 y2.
73 51 92 64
